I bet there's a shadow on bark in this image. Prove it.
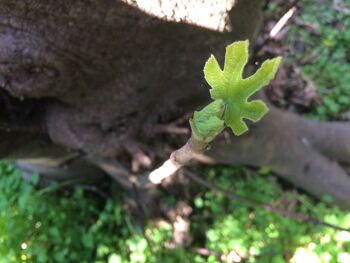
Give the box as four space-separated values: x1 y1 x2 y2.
0 0 348 207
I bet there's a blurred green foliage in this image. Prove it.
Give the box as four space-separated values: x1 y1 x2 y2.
0 163 349 262
286 0 350 120
191 167 350 262
1 1 350 262
0 163 196 263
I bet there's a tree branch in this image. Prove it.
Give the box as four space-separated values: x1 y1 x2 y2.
148 137 208 184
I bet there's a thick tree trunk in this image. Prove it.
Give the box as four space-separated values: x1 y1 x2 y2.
0 0 349 206
208 104 350 207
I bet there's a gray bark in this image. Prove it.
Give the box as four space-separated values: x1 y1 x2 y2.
0 0 349 206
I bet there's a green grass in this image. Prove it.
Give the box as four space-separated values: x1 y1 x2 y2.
285 0 350 120
1 1 350 262
0 163 195 263
0 163 349 262
191 167 350 262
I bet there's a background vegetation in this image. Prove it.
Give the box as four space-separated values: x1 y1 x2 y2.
1 163 349 263
284 0 350 120
1 0 349 262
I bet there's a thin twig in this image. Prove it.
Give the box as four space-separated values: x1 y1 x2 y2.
153 124 189 135
148 137 207 184
186 169 350 233
119 134 152 172
76 185 109 199
269 7 297 39
88 155 134 189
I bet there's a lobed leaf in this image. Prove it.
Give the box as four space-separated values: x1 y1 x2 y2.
204 40 281 136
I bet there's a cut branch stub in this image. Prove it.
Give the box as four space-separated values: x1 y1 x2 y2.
204 40 282 136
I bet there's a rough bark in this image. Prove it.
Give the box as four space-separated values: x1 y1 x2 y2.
0 0 349 206
208 104 350 207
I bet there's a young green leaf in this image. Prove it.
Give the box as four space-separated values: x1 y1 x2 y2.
204 40 281 135
189 99 225 143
